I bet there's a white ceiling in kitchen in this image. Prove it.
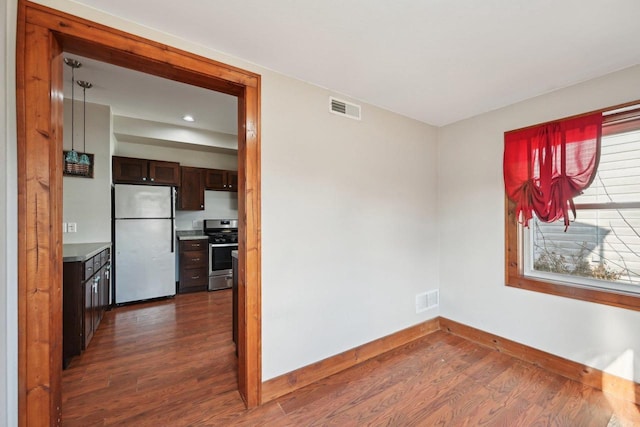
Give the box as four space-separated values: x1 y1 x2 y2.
62 54 238 136
68 0 640 127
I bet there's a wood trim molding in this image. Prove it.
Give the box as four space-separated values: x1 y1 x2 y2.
236 84 262 407
263 315 639 406
261 318 441 403
16 0 262 423
16 6 65 423
439 317 640 405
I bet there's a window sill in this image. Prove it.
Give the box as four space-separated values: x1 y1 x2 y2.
506 275 640 311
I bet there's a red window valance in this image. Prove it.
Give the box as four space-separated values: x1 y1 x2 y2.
503 113 602 229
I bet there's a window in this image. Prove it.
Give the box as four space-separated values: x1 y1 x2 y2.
505 103 640 311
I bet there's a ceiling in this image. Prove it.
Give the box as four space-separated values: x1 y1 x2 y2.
70 0 640 127
62 54 238 136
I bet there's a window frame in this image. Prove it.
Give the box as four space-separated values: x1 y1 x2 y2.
504 101 640 312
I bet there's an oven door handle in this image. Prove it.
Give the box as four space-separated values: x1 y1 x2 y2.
208 243 239 248
209 244 213 276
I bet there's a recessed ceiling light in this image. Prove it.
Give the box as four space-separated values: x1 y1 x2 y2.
182 114 195 122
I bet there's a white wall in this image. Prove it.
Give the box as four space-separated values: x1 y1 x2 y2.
2 0 18 425
175 191 238 231
260 72 439 378
114 115 237 151
63 100 113 243
27 0 441 382
438 65 640 384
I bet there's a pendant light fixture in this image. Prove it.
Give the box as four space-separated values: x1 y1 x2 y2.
77 80 93 175
63 57 81 171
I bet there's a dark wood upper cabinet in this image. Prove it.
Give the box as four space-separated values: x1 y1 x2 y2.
204 169 226 190
204 168 238 192
149 160 181 185
112 156 147 183
178 166 205 210
227 171 238 192
113 156 180 186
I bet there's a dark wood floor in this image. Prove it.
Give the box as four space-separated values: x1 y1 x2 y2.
63 291 640 426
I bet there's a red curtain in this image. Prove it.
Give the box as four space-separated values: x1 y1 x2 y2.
503 113 602 229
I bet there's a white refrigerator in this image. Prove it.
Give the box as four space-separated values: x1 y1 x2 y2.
113 184 176 304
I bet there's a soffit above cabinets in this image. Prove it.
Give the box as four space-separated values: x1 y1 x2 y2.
113 116 237 154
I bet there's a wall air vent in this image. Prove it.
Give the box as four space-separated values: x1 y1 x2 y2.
416 289 439 313
426 290 439 309
329 97 361 120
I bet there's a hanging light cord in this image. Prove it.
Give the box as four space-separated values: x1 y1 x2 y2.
64 57 82 153
71 64 75 151
76 81 93 154
82 84 86 153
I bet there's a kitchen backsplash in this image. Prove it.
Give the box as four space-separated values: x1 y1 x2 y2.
175 190 238 230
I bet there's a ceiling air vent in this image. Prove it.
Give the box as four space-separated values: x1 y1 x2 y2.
329 97 361 120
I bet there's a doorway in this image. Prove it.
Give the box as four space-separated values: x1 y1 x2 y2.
16 1 262 424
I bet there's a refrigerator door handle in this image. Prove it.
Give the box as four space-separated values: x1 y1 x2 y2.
171 218 175 253
170 188 175 253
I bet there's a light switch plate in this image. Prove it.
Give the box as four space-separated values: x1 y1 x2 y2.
67 222 77 233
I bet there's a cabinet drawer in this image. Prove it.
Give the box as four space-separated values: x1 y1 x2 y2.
181 250 207 268
180 267 208 287
100 249 110 267
180 239 207 251
84 256 96 280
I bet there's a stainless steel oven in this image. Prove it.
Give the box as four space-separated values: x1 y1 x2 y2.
204 219 238 291
208 243 237 290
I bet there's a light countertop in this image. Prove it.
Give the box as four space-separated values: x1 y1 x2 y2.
63 242 111 263
176 230 208 240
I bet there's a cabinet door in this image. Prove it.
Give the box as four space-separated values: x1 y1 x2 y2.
181 250 207 269
63 262 83 368
178 267 208 293
149 160 181 186
226 171 238 192
204 169 227 190
102 263 111 309
232 256 238 344
83 280 94 350
112 156 149 184
94 270 105 329
177 167 204 210
180 239 207 252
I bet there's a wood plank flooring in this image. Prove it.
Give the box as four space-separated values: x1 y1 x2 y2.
63 291 640 426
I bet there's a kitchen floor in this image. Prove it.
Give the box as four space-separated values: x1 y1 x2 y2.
62 291 640 426
62 290 240 425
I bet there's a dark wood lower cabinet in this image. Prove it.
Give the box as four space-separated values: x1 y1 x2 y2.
83 280 94 349
232 253 238 346
63 248 111 368
178 239 208 293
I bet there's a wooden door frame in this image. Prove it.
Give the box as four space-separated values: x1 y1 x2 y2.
16 1 262 424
